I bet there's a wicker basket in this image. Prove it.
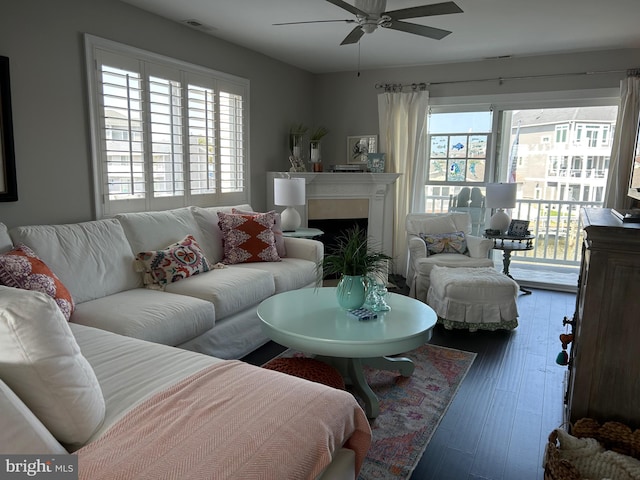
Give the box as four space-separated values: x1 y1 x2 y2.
543 418 640 480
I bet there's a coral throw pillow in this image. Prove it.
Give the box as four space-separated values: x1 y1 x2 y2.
0 244 75 320
232 208 286 258
420 231 468 256
217 211 281 264
136 235 211 288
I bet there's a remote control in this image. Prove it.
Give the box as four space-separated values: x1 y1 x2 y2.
347 307 377 321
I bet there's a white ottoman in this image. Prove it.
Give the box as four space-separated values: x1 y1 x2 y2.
427 265 519 332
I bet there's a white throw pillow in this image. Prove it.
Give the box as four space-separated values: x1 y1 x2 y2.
0 286 105 446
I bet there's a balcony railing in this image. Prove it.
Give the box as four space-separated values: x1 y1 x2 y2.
425 196 604 268
511 199 602 266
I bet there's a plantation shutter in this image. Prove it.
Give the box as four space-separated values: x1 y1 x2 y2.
88 36 249 217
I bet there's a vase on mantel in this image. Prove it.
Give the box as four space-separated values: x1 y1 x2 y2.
336 275 367 310
310 141 323 172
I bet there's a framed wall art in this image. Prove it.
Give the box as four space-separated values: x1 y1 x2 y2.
507 219 530 237
0 55 17 202
347 135 377 164
367 153 385 173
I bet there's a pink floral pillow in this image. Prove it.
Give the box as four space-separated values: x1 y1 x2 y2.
217 211 281 264
136 235 211 288
419 231 468 256
0 244 75 320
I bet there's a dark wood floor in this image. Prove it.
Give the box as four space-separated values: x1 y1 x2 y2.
242 287 576 480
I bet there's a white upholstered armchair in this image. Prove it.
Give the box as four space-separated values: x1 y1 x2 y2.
406 212 494 303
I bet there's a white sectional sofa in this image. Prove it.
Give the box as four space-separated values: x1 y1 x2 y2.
4 204 322 359
0 209 371 479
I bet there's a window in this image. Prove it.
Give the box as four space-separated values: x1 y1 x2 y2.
426 111 492 183
85 35 249 217
555 124 569 143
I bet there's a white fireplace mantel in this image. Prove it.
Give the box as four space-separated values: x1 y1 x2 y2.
266 172 401 256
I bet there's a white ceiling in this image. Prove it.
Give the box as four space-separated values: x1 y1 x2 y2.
119 0 640 74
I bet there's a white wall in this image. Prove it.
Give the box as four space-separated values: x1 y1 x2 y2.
313 48 640 167
0 0 314 228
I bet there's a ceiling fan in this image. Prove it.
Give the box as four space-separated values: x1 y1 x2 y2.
274 0 463 45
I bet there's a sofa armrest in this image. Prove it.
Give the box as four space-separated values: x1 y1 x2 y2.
408 234 427 261
283 237 324 265
0 379 68 454
466 235 494 258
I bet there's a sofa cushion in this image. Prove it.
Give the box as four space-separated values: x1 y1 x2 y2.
190 205 253 264
69 323 222 446
232 207 286 257
9 219 142 304
136 235 212 288
0 222 12 253
71 289 215 346
230 258 316 293
165 267 275 320
116 207 206 254
0 379 68 454
416 254 494 277
0 244 75 320
0 286 105 446
217 211 280 264
420 231 468 255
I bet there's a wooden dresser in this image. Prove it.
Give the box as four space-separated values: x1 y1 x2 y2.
565 208 640 428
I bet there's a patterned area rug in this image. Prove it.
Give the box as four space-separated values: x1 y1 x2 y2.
273 344 475 479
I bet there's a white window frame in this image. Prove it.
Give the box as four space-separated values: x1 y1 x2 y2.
424 89 619 199
556 124 569 143
425 107 494 186
84 34 250 218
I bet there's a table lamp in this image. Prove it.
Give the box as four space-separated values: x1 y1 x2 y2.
486 183 517 234
274 177 306 231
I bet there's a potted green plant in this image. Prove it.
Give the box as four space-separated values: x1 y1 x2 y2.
289 124 308 157
318 225 392 309
309 126 329 172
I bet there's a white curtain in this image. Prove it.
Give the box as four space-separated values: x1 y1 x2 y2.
378 90 429 276
604 75 640 209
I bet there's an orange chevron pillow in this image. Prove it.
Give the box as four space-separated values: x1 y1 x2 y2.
217 211 281 264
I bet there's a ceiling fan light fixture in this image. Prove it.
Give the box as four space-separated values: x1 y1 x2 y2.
281 0 463 45
355 0 387 15
361 22 378 34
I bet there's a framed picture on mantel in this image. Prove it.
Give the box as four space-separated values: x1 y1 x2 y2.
0 55 17 202
347 135 377 164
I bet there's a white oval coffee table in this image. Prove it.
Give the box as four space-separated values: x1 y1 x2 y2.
257 287 437 418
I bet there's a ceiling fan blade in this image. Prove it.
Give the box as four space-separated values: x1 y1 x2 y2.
340 26 365 45
273 19 355 26
384 20 452 40
384 1 463 20
326 0 369 18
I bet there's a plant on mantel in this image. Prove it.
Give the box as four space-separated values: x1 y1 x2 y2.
289 124 308 154
309 126 329 169
309 126 329 143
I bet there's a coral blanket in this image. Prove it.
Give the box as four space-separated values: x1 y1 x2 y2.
76 360 371 479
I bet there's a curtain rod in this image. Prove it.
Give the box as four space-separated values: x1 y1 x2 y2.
375 67 640 92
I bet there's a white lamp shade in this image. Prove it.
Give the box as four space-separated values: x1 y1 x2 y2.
486 183 517 209
274 178 305 206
